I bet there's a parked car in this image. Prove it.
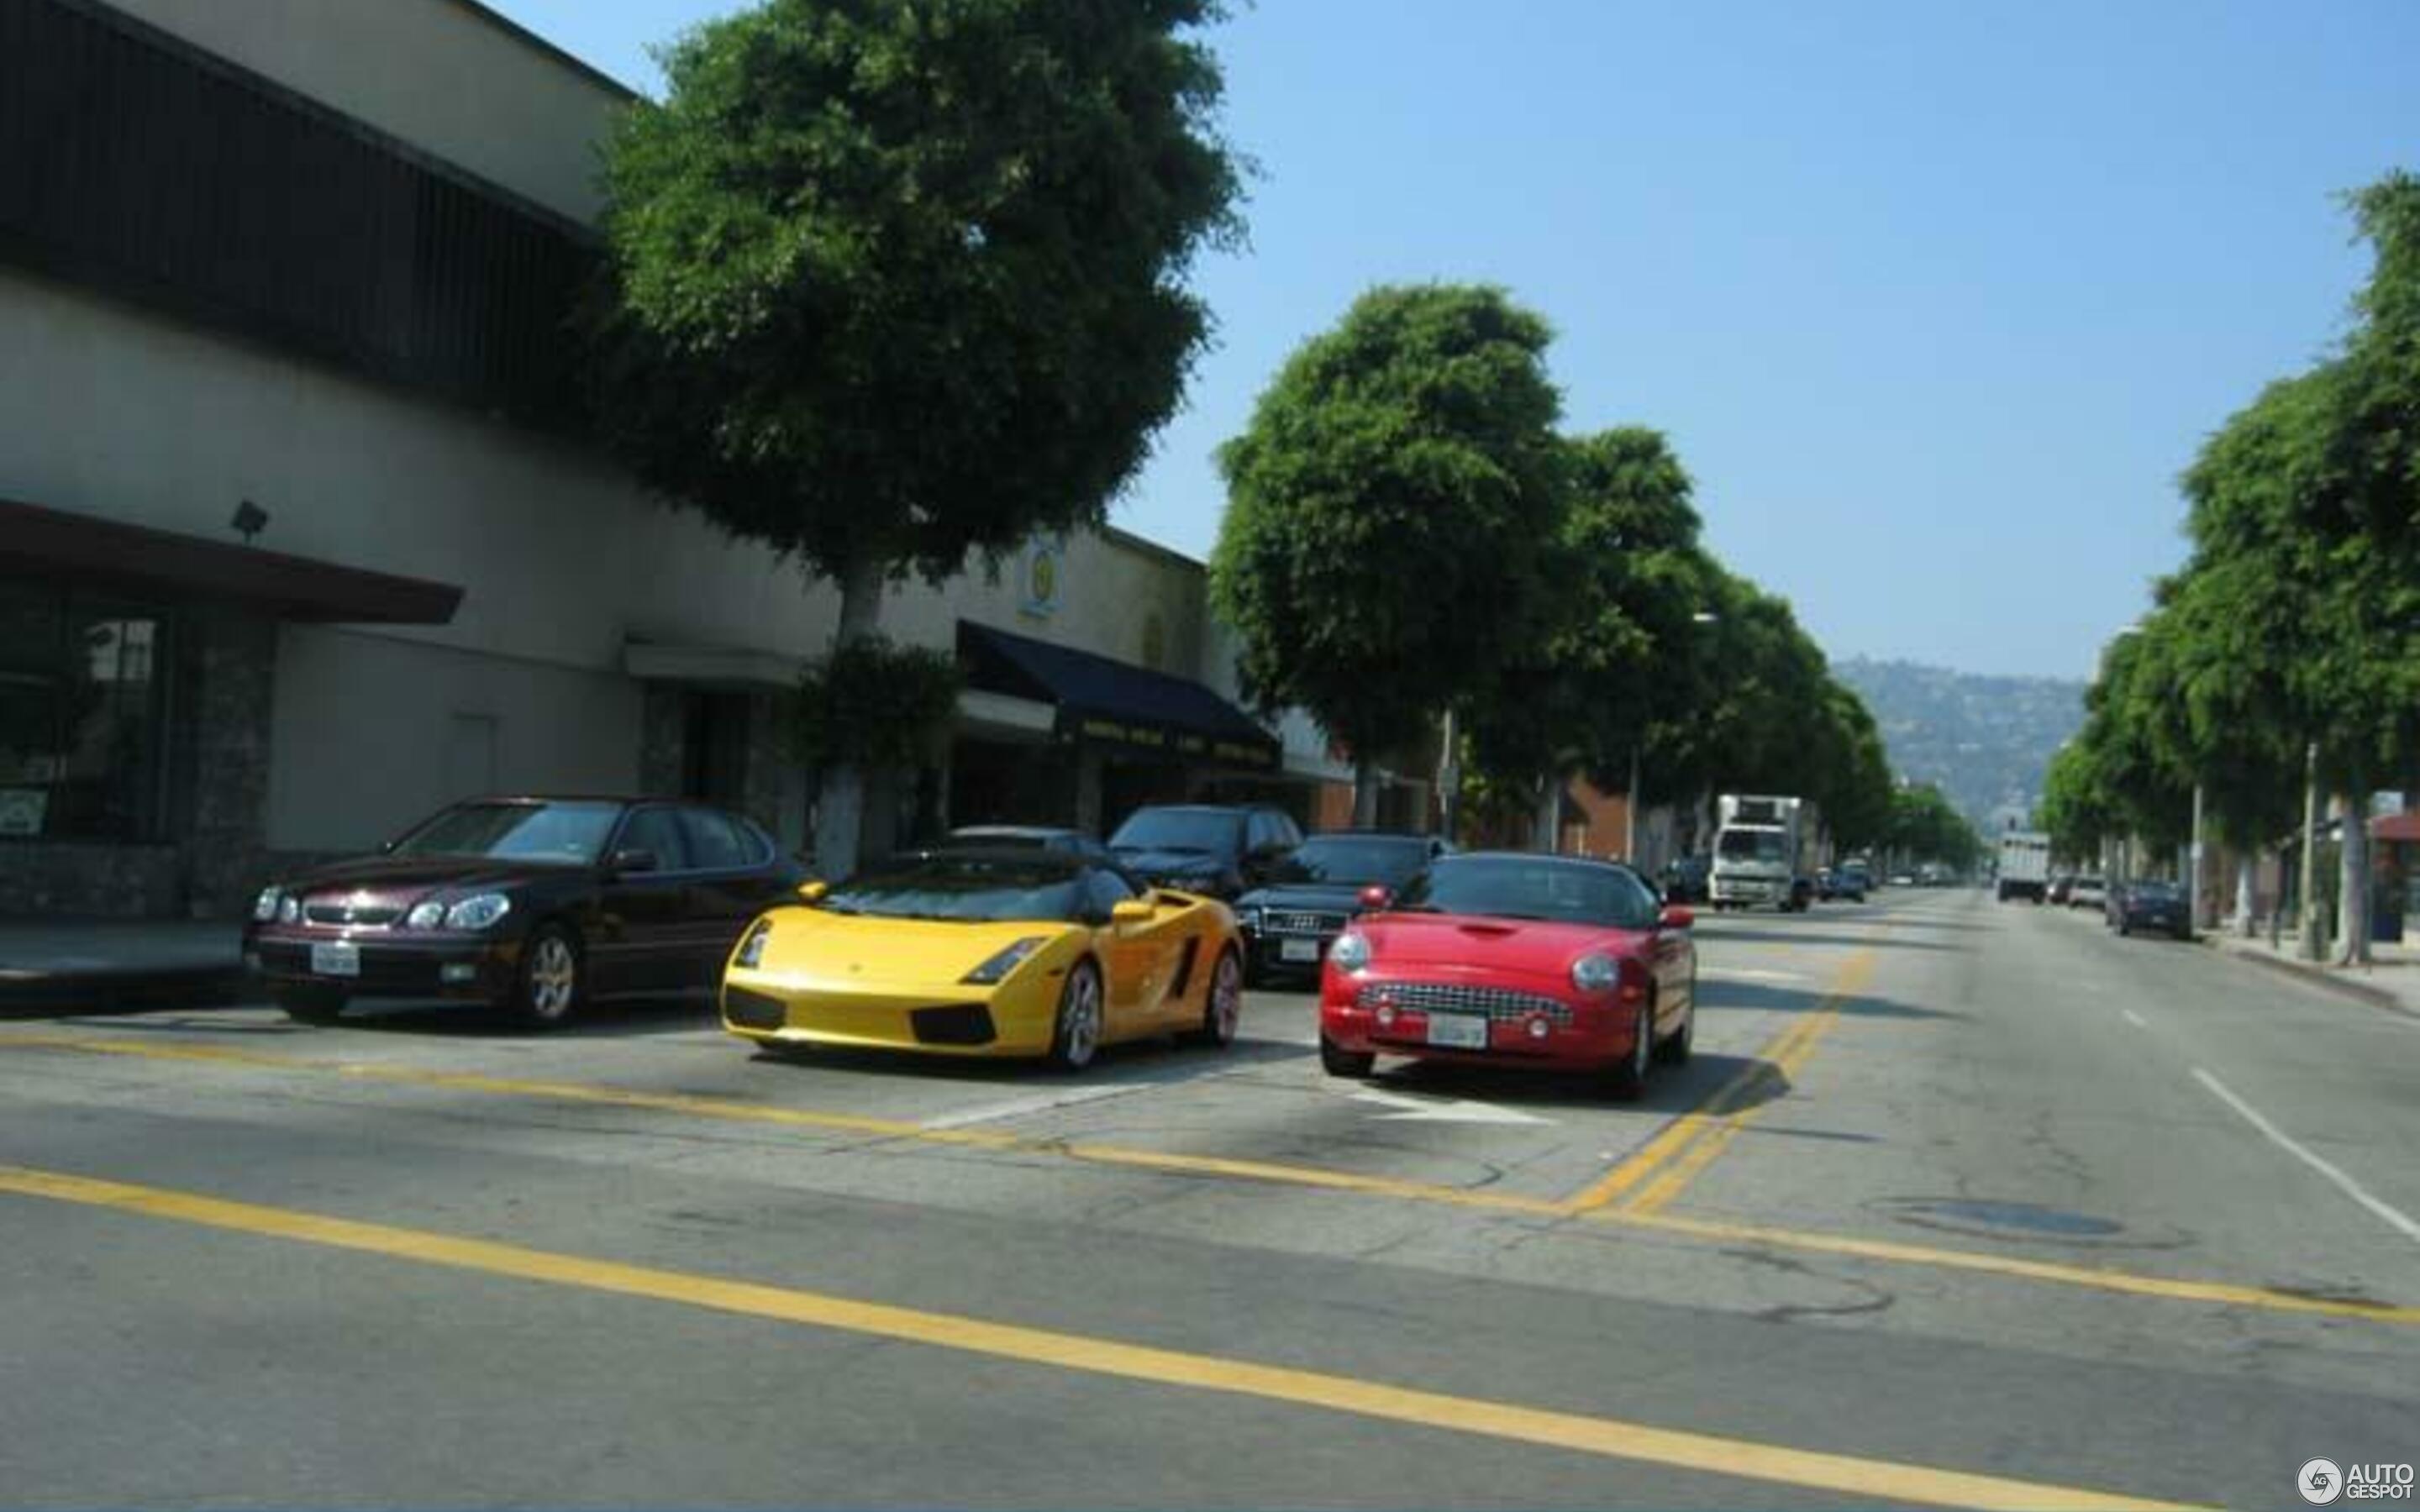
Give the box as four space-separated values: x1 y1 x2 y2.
246 796 810 1027
2068 875 2108 911
2109 879 2191 939
947 824 1113 864
1659 854 1711 905
720 848 1243 1069
1107 804 1302 900
1234 831 1451 984
1818 865 1868 903
2047 874 2077 906
1890 872 1917 888
1317 853 1697 1100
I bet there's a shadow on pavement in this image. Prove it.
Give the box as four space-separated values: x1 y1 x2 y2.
741 1034 1311 1089
293 994 721 1040
1369 1048 1792 1116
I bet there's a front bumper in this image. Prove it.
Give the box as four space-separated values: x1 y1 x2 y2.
1319 975 1639 1070
1711 875 1787 904
720 969 1055 1058
246 927 518 1000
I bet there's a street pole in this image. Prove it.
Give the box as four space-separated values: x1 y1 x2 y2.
1438 706 1460 843
2189 781 2206 931
1624 743 1640 864
2300 740 2323 961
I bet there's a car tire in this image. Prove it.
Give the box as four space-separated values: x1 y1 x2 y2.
276 986 345 1025
1048 959 1105 1072
1655 976 1694 1067
512 924 585 1029
1187 948 1243 1049
1608 993 1655 1101
1319 1037 1376 1079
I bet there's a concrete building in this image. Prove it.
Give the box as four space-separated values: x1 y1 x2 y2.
0 0 1352 918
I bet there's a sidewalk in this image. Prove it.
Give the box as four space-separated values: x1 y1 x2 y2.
0 919 246 1016
2202 925 2420 1021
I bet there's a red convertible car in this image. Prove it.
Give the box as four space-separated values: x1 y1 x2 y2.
1318 853 1697 1098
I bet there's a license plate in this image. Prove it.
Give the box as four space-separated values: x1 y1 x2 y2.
1426 1012 1489 1050
1279 937 1321 963
310 941 360 978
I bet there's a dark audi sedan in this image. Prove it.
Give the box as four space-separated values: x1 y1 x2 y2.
1234 831 1451 984
246 796 809 1027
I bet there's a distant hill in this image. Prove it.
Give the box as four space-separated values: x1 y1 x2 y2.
1833 657 2086 829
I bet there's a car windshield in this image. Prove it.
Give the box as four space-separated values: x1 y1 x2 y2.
2128 881 2181 900
1718 829 1790 861
1270 837 1428 887
1392 857 1657 929
818 855 1081 922
387 801 620 864
1109 810 1240 855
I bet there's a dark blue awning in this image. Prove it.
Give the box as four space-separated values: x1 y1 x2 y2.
957 621 1280 770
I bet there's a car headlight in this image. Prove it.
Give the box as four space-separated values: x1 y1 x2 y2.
734 919 772 970
1571 953 1620 993
1329 932 1371 972
277 895 302 924
961 937 1049 984
1238 906 1263 933
444 893 511 931
253 887 282 922
402 900 447 930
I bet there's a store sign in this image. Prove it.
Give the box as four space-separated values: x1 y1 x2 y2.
1061 712 1279 769
0 788 49 837
1020 536 1064 619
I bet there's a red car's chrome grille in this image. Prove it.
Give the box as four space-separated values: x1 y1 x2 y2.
1356 980 1574 1026
304 902 402 927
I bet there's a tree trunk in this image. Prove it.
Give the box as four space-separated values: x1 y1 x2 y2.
2234 853 2256 937
2338 789 2372 967
1351 758 1380 828
1531 778 1560 853
811 554 885 883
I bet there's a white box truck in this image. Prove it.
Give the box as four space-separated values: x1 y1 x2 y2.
1996 830 2051 902
1711 795 1808 912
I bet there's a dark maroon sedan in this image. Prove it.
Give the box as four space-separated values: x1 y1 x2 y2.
245 796 810 1027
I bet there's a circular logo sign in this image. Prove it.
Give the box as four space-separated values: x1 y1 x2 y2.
2302 1460 2345 1505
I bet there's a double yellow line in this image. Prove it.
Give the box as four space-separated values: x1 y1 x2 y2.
1566 943 1877 1217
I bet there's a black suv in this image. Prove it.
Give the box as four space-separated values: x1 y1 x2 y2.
1107 804 1302 900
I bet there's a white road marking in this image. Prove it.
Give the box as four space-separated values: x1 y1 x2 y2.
920 1084 1141 1130
1349 1088 1550 1126
2121 1009 2148 1030
2191 1068 2420 1245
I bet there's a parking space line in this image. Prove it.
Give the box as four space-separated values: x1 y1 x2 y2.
0 1162 2198 1511
2191 1068 2420 1246
2122 1009 2149 1030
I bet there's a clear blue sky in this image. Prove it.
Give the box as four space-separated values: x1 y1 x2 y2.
490 0 2420 680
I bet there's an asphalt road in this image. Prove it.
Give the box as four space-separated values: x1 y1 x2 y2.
3 886 2417 1508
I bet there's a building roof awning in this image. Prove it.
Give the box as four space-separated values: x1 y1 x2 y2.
0 499 461 623
2374 812 2420 844
623 642 806 690
958 620 1280 770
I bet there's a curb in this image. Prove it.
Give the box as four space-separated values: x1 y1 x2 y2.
0 965 245 1018
2202 937 2418 1021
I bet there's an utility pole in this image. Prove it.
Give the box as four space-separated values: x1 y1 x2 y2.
2188 781 2206 930
1436 706 1460 843
1624 743 1640 864
2300 741 2323 961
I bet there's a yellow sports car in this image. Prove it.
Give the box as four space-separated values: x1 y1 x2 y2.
720 848 1245 1069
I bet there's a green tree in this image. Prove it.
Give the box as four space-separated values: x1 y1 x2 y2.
1886 782 1981 871
1213 284 1566 823
586 0 1243 874
1456 426 1718 845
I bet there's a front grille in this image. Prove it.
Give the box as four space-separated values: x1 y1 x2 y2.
723 986 789 1031
910 1004 997 1046
1356 981 1574 1026
304 904 402 926
1265 911 1345 936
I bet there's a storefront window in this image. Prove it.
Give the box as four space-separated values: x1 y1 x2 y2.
0 581 170 842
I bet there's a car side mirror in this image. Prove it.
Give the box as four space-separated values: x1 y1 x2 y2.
797 879 829 903
1660 905 1696 931
1110 899 1155 927
607 848 659 876
1357 885 1392 911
